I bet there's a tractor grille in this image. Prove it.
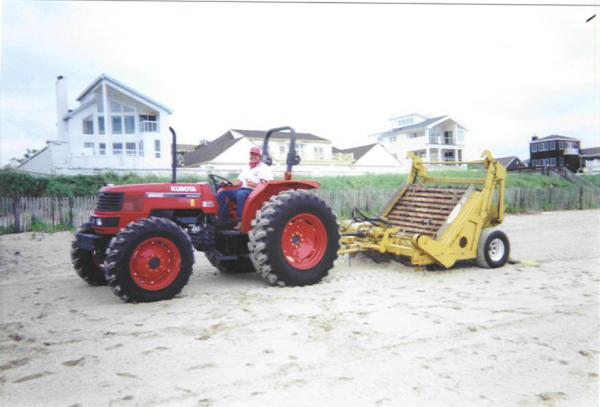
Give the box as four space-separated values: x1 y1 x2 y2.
96 192 124 212
387 186 466 237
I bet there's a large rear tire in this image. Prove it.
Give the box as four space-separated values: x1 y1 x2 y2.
71 223 108 286
104 217 194 302
476 229 510 268
248 190 339 286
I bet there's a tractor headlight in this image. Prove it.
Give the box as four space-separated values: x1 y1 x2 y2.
96 218 103 226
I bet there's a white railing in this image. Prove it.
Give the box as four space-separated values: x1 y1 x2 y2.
140 121 159 133
563 147 579 155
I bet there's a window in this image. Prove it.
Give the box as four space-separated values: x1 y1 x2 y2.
83 142 95 155
559 157 564 166
98 116 105 135
558 141 564 149
458 150 462 161
314 146 324 160
112 116 123 134
154 140 161 158
138 140 144 157
532 143 538 152
389 135 396 143
296 143 305 157
126 142 136 156
548 141 556 150
124 116 135 134
113 143 123 155
110 100 135 134
99 143 106 155
549 157 557 166
457 127 464 143
443 131 453 145
279 144 287 158
83 115 94 134
139 114 158 132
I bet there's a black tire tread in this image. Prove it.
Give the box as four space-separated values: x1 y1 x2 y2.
104 217 194 302
248 190 339 286
71 223 108 286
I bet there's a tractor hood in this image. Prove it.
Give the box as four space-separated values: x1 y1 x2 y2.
100 183 210 195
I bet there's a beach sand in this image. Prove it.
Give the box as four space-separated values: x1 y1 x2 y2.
1 210 598 406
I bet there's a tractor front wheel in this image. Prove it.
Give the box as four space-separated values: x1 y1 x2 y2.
71 223 108 286
104 217 194 302
248 190 339 286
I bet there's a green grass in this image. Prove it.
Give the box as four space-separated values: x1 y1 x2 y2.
309 170 573 191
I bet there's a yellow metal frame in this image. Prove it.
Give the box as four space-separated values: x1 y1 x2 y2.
339 150 506 268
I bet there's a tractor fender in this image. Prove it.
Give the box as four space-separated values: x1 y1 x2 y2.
241 180 320 233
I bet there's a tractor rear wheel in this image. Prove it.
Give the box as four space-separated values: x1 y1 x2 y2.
204 248 255 274
248 190 339 286
71 223 108 286
476 229 510 268
104 217 194 302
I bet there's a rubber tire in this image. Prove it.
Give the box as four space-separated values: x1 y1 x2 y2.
248 190 340 286
71 223 108 286
104 217 194 302
476 229 510 268
205 248 255 274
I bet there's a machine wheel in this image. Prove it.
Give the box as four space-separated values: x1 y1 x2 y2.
204 248 255 274
71 223 108 286
104 217 194 302
248 190 340 286
476 229 510 268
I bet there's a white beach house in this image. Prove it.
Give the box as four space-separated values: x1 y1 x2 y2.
369 113 467 164
18 74 174 175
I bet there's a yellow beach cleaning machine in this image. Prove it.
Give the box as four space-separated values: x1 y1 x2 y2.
339 151 510 269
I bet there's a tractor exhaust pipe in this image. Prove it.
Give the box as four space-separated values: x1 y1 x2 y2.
169 127 177 184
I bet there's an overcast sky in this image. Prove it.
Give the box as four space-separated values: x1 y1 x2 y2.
1 0 598 166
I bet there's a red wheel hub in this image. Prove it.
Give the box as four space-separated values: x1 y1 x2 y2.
129 237 181 291
281 213 328 270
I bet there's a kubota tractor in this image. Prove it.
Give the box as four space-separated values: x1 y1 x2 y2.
71 127 340 302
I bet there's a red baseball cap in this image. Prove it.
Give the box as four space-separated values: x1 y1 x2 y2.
250 146 262 156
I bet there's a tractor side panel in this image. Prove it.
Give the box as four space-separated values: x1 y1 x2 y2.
240 181 320 233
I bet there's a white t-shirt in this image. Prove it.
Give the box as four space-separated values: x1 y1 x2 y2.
238 162 273 188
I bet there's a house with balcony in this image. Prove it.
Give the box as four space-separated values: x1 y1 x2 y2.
368 114 466 164
17 74 173 175
529 135 582 173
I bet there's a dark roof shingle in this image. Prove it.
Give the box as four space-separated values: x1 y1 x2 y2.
183 132 241 166
232 129 329 142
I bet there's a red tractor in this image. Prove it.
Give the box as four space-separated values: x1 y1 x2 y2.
71 127 340 302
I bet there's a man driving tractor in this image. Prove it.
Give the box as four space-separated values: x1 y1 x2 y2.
217 146 273 227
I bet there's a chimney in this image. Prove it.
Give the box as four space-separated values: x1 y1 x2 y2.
531 133 538 141
56 75 68 140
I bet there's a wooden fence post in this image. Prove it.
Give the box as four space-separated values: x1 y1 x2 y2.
68 197 75 227
12 197 21 233
579 186 584 210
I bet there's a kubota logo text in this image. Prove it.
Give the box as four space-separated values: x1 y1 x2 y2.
171 186 197 192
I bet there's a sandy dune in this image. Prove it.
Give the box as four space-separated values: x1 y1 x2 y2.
1 210 598 406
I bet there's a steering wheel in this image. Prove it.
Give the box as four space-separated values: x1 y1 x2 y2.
208 174 234 192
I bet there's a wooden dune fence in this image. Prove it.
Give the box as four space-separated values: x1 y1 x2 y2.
1 186 599 233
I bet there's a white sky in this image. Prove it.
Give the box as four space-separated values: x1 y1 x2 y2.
1 0 599 166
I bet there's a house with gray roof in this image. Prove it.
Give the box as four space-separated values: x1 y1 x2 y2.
369 113 467 165
495 156 528 171
581 146 600 174
184 129 405 175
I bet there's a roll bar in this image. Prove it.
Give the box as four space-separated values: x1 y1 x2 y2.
262 126 301 180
